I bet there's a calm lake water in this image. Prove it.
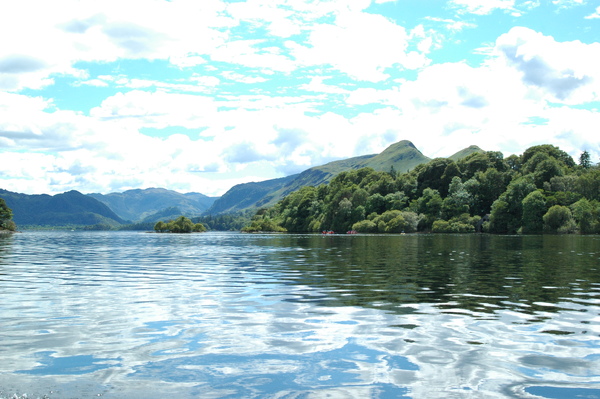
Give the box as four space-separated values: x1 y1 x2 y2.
0 231 599 399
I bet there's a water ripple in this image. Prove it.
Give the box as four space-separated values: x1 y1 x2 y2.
0 232 599 398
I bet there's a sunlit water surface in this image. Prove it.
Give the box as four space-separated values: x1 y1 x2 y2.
0 231 599 398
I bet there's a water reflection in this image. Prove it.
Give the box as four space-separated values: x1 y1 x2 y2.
258 234 600 318
0 232 598 398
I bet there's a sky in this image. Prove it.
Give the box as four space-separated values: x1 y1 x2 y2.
1 0 599 196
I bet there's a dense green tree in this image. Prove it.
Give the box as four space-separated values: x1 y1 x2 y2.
416 158 456 197
357 210 419 233
534 158 564 188
396 173 418 200
439 162 462 197
488 176 536 233
547 175 577 193
579 150 592 169
521 190 546 234
170 216 194 233
242 215 287 232
466 168 511 216
363 171 396 195
154 221 167 233
384 191 408 211
193 223 207 232
458 152 491 180
543 205 577 233
414 188 442 230
194 210 254 231
351 188 369 208
432 213 479 233
366 193 387 215
521 144 575 170
442 176 471 219
458 151 507 180
505 154 521 171
570 198 599 234
153 216 204 233
352 219 378 233
0 198 15 231
575 169 600 201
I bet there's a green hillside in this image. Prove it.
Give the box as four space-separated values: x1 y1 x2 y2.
206 175 298 214
89 188 218 222
449 145 485 162
0 189 126 228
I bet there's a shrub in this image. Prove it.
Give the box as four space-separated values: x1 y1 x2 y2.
543 205 577 234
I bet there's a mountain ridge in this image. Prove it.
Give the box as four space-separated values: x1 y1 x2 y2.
88 187 219 222
206 140 483 214
0 189 127 227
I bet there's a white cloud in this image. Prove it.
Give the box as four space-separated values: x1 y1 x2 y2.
0 0 430 90
299 76 349 94
290 10 427 82
335 29 600 160
450 0 516 15
1 1 598 196
494 27 600 104
552 0 586 9
0 0 231 91
424 17 477 32
585 6 600 19
211 39 297 73
221 71 267 84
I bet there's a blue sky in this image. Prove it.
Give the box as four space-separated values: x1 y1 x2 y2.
1 0 599 196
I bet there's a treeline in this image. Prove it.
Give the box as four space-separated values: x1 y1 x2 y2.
192 211 254 231
243 145 600 234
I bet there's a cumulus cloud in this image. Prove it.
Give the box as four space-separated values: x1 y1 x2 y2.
585 6 600 19
0 1 598 196
0 0 231 91
290 10 427 82
495 27 600 103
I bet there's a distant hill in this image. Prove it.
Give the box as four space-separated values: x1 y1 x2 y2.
448 145 484 161
205 175 298 215
88 188 218 222
206 140 438 214
0 189 127 227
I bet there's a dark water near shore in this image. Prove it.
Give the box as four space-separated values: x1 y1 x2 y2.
0 231 599 398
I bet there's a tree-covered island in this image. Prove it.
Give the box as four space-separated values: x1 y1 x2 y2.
154 216 207 233
243 145 599 235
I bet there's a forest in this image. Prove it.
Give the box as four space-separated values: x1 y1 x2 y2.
243 145 600 235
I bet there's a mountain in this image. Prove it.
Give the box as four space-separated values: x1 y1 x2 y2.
449 145 485 161
207 140 433 214
0 189 127 227
205 175 298 215
88 188 218 222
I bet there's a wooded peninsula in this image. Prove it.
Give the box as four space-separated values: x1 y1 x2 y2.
243 145 599 235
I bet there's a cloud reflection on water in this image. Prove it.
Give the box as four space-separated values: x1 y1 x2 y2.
0 232 599 398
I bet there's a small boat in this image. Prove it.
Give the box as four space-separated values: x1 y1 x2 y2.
322 230 335 235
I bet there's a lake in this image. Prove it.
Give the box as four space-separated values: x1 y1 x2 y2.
0 231 599 398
